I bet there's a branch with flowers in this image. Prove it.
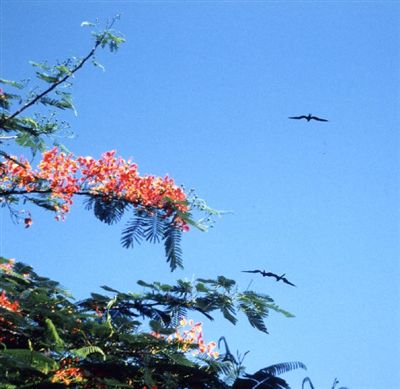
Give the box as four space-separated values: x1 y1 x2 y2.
0 146 220 270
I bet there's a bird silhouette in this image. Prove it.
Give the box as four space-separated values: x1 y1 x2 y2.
289 113 328 122
242 270 296 287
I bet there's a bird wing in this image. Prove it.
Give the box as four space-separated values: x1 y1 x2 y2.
311 116 328 122
242 270 262 274
264 272 280 280
282 277 296 287
288 115 307 120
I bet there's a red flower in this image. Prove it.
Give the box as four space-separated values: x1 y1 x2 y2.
0 290 20 312
24 217 33 228
1 149 190 230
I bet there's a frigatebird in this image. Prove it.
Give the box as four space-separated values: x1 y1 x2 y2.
242 270 296 287
289 114 328 122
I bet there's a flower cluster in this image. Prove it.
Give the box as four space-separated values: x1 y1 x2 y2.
0 258 29 278
0 290 20 313
0 157 36 190
51 367 85 385
0 258 15 274
0 289 21 343
1 148 189 227
151 318 219 359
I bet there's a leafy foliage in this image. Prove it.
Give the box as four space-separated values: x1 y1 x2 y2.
85 196 129 226
232 362 307 389
164 222 184 271
0 16 124 156
0 258 296 388
121 213 146 248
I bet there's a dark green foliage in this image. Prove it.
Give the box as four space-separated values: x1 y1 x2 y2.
0 257 306 388
39 92 76 113
253 362 307 377
25 196 59 212
0 78 26 89
120 207 186 271
85 196 129 225
164 222 183 271
0 17 124 157
143 211 165 243
232 362 307 389
121 213 146 248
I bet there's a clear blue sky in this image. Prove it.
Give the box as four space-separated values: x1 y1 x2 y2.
1 1 399 388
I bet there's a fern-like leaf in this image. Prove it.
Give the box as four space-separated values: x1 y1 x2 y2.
45 318 65 350
25 196 58 211
265 302 294 318
242 306 268 334
85 196 127 225
121 215 145 248
250 361 307 379
163 224 183 271
142 211 165 243
71 346 106 361
0 349 59 374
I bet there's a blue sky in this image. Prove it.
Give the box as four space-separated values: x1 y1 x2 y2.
1 1 399 388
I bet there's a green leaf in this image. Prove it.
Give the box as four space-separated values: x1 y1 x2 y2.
0 78 24 89
265 303 294 318
21 117 39 129
149 320 175 335
55 65 72 76
169 352 195 367
143 212 165 243
137 280 155 289
121 214 145 248
85 196 128 225
195 283 209 293
29 61 51 71
25 197 59 212
15 133 36 148
163 224 183 271
101 285 121 294
0 349 59 374
71 346 106 361
253 361 307 377
55 91 77 115
36 72 59 84
45 318 65 350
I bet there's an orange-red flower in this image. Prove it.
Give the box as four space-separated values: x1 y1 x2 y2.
155 317 220 359
1 148 190 229
0 290 20 312
51 367 85 385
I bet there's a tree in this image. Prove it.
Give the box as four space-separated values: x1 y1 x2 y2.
0 19 346 388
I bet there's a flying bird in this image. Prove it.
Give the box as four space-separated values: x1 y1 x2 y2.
289 113 328 122
242 270 296 287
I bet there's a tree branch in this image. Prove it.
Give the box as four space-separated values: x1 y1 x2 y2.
0 150 29 169
1 37 103 126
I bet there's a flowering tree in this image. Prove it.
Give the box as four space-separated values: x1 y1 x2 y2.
0 20 309 388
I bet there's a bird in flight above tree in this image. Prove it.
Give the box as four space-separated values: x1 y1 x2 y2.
242 270 296 287
289 113 328 122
